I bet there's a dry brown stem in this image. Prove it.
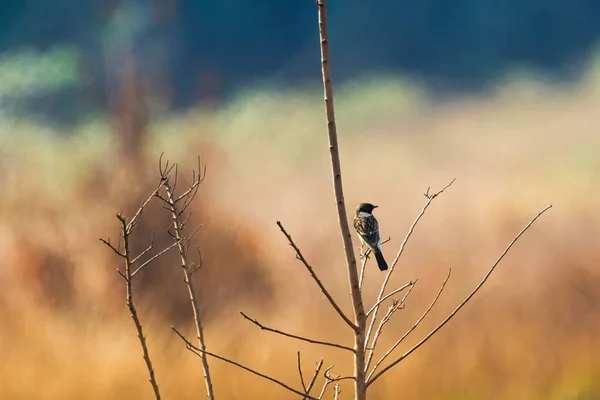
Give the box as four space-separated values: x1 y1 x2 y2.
366 270 451 380
277 221 355 331
172 328 320 400
363 282 417 371
100 182 175 400
158 156 215 400
317 366 355 399
241 312 354 352
364 180 455 371
365 281 413 317
316 0 367 398
298 353 325 400
333 384 341 400
366 204 553 387
358 237 390 290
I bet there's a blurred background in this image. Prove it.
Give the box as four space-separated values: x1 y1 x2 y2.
1 0 600 399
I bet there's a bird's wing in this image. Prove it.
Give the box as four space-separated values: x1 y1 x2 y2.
354 214 380 249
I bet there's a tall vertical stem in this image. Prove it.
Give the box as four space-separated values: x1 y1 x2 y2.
316 1 367 399
163 182 215 400
121 222 161 400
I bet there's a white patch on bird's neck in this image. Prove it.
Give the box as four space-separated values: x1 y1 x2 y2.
358 211 372 217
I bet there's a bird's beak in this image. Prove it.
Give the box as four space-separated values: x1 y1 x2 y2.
373 205 379 208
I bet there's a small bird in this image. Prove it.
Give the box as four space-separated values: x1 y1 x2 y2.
354 203 388 271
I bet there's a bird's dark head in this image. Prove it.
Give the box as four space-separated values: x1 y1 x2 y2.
356 202 378 214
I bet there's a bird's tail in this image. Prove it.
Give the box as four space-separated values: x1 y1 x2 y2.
374 251 388 271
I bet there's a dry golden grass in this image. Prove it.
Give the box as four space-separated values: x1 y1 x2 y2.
1 73 600 399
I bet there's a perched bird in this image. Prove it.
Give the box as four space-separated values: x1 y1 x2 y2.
353 203 388 271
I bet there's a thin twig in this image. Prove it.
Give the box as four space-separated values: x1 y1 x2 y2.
99 237 125 258
131 228 155 264
189 247 204 275
305 359 324 399
277 221 356 331
317 366 354 399
299 354 324 400
175 180 202 204
366 205 552 387
333 384 341 400
173 327 319 400
126 180 165 233
359 237 390 290
101 212 162 400
358 249 368 291
131 243 153 264
317 368 333 399
180 211 193 228
116 268 127 281
241 312 354 352
131 240 181 278
175 158 205 207
298 352 307 392
367 270 451 381
161 162 215 400
182 224 203 247
366 281 413 317
365 180 455 366
363 281 417 371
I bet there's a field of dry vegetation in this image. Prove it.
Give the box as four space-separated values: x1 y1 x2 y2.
1 72 600 399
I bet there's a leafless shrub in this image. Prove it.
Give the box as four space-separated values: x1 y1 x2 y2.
100 177 177 400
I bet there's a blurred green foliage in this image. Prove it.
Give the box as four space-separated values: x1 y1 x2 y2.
0 46 80 97
1 0 600 112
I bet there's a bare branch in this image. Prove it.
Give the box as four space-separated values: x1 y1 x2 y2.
156 193 169 203
102 211 161 399
317 366 355 399
364 281 417 371
126 181 164 233
171 163 179 194
297 352 307 392
424 178 456 200
116 231 123 254
166 226 177 239
161 165 215 400
174 180 201 204
367 270 451 381
277 221 357 331
240 312 354 352
131 230 156 264
173 327 319 400
326 373 354 383
180 185 200 214
174 158 205 205
365 180 455 365
182 224 203 247
158 152 176 179
180 211 193 230
131 240 181 278
367 205 552 387
116 268 128 282
189 247 204 275
333 384 340 400
358 248 368 290
366 281 413 317
99 237 125 258
317 367 333 400
358 237 390 290
298 353 325 400
305 358 324 399
316 0 369 396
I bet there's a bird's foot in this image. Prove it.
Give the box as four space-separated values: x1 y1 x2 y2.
359 246 371 261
